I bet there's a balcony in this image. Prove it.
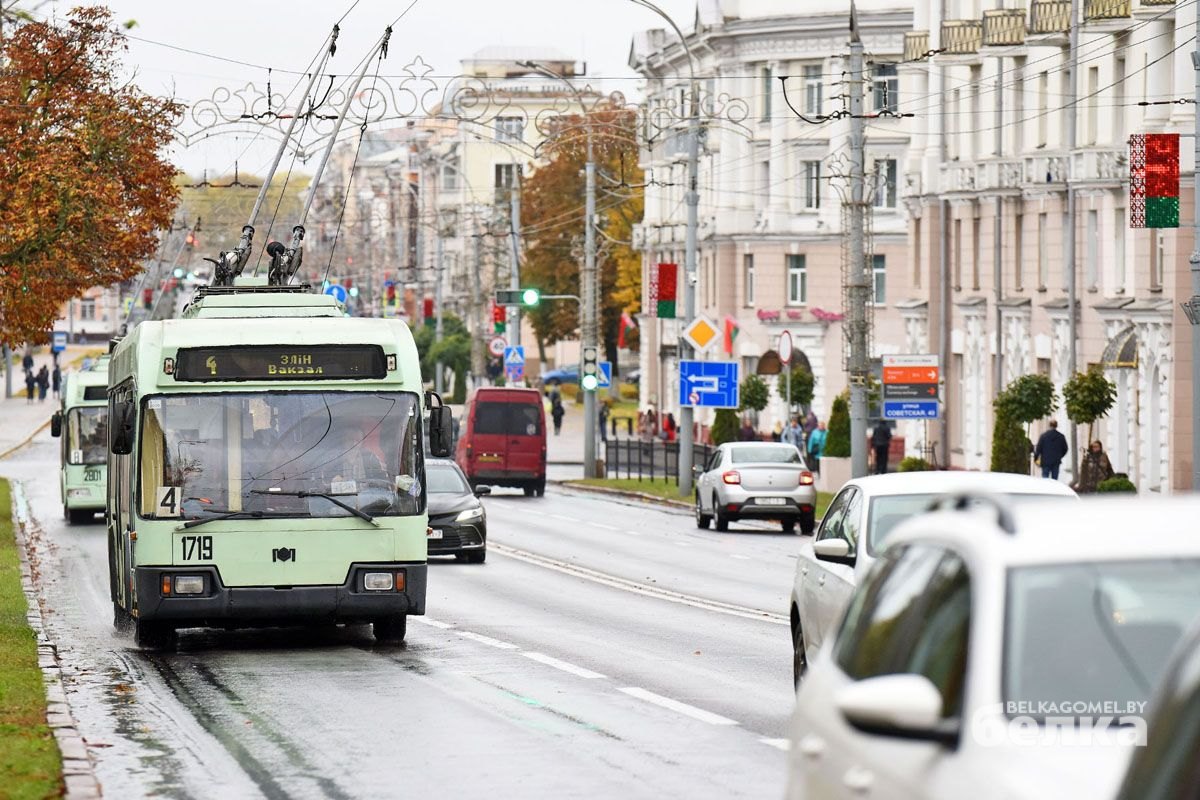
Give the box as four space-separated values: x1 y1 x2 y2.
1028 0 1071 33
904 30 930 62
983 9 1027 45
979 159 1025 189
941 20 983 54
1140 0 1173 5
1085 0 1132 19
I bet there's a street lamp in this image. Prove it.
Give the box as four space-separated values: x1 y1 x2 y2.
627 0 701 496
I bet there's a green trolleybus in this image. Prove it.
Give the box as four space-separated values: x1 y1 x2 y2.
106 281 453 647
51 356 110 524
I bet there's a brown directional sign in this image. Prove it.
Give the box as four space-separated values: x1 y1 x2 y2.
883 383 940 399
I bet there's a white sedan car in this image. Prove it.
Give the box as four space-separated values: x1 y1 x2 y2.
695 442 818 534
790 472 1076 685
787 496 1200 800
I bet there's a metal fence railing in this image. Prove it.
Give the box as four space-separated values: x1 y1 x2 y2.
603 438 714 486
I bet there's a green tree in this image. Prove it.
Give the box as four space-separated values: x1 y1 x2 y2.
739 374 769 413
990 409 1031 474
1063 367 1118 445
709 408 739 446
824 392 851 457
413 314 471 403
995 374 1057 426
778 366 815 411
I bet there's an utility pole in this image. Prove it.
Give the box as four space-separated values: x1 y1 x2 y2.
583 123 599 478
677 51 702 496
847 5 871 479
470 215 485 387
993 60 1005 397
1190 0 1200 490
435 231 445 395
1065 0 1080 479
509 184 522 351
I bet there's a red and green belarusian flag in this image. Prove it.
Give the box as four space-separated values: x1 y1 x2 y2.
1129 133 1179 228
723 315 740 355
647 263 677 319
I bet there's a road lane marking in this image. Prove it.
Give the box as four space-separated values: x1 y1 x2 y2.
457 631 519 650
619 687 738 726
412 617 452 629
550 514 577 522
522 652 606 680
623 530 641 536
730 554 751 560
674 541 689 547
490 542 788 626
760 738 791 751
589 522 618 531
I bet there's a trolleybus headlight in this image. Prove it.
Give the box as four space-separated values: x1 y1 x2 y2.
455 507 484 523
364 572 394 591
174 576 205 595
67 488 91 498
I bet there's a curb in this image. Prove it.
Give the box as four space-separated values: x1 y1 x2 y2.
0 419 50 462
555 480 692 510
10 483 102 799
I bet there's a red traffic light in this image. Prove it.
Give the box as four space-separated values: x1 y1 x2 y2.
423 298 434 319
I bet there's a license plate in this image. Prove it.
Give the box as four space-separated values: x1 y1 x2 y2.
427 528 444 540
477 454 501 463
755 497 787 505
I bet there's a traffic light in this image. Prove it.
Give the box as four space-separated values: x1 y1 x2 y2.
492 301 506 333
173 267 184 279
521 288 540 307
184 232 196 248
423 297 434 321
385 284 396 304
495 288 541 306
142 288 153 309
581 345 599 392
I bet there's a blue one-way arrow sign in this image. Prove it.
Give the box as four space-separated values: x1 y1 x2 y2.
679 360 739 408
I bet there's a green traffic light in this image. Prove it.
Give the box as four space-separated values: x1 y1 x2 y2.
349 286 360 298
173 268 185 279
521 288 540 307
581 374 599 391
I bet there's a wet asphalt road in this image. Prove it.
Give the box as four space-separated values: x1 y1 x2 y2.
3 431 807 799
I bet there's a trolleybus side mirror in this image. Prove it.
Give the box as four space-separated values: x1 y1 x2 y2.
429 406 453 458
110 402 136 456
50 412 62 438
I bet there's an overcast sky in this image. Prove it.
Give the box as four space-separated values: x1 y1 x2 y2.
71 0 695 175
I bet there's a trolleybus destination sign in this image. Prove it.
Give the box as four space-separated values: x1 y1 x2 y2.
175 345 388 382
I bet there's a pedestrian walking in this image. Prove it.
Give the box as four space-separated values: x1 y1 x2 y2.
36 365 50 402
871 421 893 475
738 419 757 441
24 369 35 403
771 421 783 442
51 364 62 398
803 409 818 438
1074 440 1115 493
598 401 610 443
1033 420 1069 480
781 416 804 451
663 412 677 443
21 352 33 374
551 396 565 436
807 421 827 475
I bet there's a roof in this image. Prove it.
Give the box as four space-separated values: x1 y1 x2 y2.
466 46 574 63
845 470 1077 499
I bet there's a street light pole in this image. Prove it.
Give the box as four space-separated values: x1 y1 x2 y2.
1189 0 1200 491
509 186 522 351
847 8 870 479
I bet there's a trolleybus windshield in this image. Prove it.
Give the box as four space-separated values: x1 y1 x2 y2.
138 392 423 521
67 407 108 465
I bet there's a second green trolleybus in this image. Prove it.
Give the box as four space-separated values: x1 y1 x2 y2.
52 356 110 524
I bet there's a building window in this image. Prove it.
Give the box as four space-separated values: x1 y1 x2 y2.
1012 61 1025 153
913 220 922 290
1150 229 1164 290
494 163 517 190
1086 67 1099 146
871 255 886 304
760 65 772 121
954 218 963 290
873 64 898 114
804 64 823 116
872 159 897 208
1115 209 1126 292
744 254 755 307
787 254 807 305
1037 212 1049 289
1114 58 1126 143
1014 213 1024 291
1085 209 1099 290
495 116 523 143
803 160 822 209
949 90 960 161
80 299 96 320
756 158 770 209
971 214 981 291
441 160 459 191
1037 72 1048 148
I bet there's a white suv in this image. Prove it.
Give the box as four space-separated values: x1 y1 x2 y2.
786 495 1200 800
790 472 1076 684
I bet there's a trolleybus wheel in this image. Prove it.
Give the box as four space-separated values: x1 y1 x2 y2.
113 602 132 632
67 508 93 525
134 618 176 650
373 615 407 643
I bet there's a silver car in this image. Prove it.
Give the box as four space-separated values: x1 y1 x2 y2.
695 442 817 534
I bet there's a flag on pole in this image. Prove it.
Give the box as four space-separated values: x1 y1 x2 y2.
722 315 740 355
1129 133 1180 228
647 263 677 319
618 311 638 349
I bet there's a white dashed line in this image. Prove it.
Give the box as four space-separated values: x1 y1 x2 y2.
522 652 607 680
619 687 738 726
674 541 689 547
411 617 452 629
550 514 577 522
457 631 520 650
623 529 641 536
760 738 790 751
589 522 619 531
730 554 751 560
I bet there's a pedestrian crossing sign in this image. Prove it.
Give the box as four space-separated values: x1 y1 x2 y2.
503 346 525 366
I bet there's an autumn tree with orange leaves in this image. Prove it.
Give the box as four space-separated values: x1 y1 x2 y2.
0 7 181 344
520 106 643 369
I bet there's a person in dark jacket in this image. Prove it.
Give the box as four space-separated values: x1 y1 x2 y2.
24 369 35 403
1033 419 1069 480
551 397 565 435
871 421 893 474
35 365 49 401
1074 440 1115 493
51 364 61 398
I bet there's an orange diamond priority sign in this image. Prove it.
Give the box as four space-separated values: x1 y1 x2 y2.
683 315 719 353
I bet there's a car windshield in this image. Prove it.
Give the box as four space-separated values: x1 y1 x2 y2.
866 493 1074 554
729 446 803 464
139 391 423 520
1005 559 1200 721
427 464 469 494
67 407 108 465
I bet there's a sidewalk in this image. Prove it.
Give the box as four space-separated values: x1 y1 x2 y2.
545 395 591 466
1 346 102 459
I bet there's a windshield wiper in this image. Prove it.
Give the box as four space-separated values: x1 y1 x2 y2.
250 489 380 527
177 508 307 530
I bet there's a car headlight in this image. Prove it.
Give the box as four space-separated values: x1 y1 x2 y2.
455 507 484 523
363 572 394 591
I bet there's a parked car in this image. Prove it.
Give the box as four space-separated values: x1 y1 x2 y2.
426 459 489 563
790 471 1077 685
694 442 817 534
787 496 1200 800
540 364 579 385
455 387 547 496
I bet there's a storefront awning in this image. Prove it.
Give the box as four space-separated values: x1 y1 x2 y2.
1100 325 1138 370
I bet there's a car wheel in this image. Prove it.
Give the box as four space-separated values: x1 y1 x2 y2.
792 619 808 688
535 480 546 497
523 485 535 497
780 518 795 533
695 493 712 529
799 508 816 536
373 615 407 643
134 618 176 650
462 549 486 564
714 496 730 532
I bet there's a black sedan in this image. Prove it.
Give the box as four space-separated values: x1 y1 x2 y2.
426 459 489 563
